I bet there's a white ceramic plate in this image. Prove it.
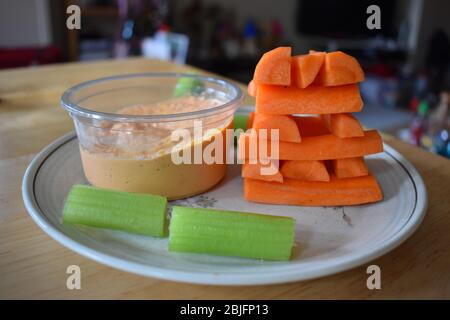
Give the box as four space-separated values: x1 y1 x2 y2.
22 131 427 285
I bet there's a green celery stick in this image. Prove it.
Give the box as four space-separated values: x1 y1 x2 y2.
233 114 250 131
174 76 204 97
169 206 296 261
63 184 167 237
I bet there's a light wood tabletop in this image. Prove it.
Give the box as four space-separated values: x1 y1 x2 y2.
1 58 449 299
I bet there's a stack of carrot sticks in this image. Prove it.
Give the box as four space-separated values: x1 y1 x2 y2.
239 47 384 206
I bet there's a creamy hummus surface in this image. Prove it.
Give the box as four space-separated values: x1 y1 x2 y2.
79 96 231 200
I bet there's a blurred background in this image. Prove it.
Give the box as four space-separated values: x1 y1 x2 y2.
0 0 449 158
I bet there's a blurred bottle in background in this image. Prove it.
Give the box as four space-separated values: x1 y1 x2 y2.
242 19 258 57
115 0 168 58
410 100 429 147
429 91 450 158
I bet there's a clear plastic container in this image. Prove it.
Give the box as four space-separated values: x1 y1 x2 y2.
61 73 242 199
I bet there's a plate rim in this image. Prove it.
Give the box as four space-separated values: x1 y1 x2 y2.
22 131 428 285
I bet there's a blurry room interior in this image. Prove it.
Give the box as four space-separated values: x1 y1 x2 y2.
0 0 449 157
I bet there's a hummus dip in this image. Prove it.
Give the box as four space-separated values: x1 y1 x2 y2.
79 96 231 200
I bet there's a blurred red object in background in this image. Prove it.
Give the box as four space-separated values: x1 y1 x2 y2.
0 46 61 69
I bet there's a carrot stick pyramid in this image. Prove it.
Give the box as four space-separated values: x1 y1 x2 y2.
240 47 383 206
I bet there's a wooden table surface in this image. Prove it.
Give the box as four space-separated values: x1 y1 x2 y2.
1 58 449 299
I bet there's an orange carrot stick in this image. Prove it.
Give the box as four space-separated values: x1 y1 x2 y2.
294 116 330 137
291 51 325 88
314 51 364 86
280 160 330 181
321 113 364 138
247 80 257 97
253 113 301 143
332 157 369 178
256 84 363 115
254 47 291 85
238 130 383 161
244 175 383 206
246 111 255 129
242 161 283 183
